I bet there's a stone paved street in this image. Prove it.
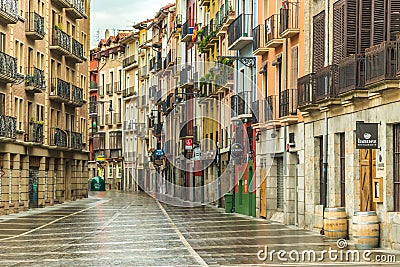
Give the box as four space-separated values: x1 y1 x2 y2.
0 191 399 266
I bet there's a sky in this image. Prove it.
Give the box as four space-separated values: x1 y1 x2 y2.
90 0 173 47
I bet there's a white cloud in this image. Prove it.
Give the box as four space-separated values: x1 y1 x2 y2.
90 0 173 45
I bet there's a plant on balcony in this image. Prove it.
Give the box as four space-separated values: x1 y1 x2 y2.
198 35 210 53
54 23 64 31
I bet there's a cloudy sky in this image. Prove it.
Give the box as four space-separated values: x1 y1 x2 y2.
90 0 173 46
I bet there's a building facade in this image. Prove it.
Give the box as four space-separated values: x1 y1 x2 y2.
0 0 90 214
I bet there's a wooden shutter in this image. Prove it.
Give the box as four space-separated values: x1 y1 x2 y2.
388 0 400 41
372 0 386 46
290 46 298 88
333 0 345 63
358 0 372 53
333 0 357 63
260 167 267 217
312 11 325 72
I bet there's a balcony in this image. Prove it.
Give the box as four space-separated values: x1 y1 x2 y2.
113 113 122 124
199 0 210 7
153 123 162 136
314 65 340 104
51 0 70 9
50 78 70 103
228 14 253 50
279 89 298 123
25 12 45 40
114 82 122 94
337 54 367 99
140 65 148 79
89 102 97 116
218 0 236 33
203 20 218 48
106 83 113 95
110 148 122 159
365 41 398 91
0 0 18 24
26 122 44 143
123 86 137 98
50 29 71 56
0 115 16 139
251 99 278 128
65 0 87 20
265 14 284 48
123 55 137 69
66 38 85 63
70 131 83 150
25 67 45 93
90 81 97 91
253 25 269 55
163 50 174 69
182 19 195 42
71 85 84 107
0 51 18 83
180 66 194 88
50 128 68 147
279 4 300 38
297 73 316 110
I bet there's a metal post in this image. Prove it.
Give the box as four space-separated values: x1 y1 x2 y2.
323 111 328 209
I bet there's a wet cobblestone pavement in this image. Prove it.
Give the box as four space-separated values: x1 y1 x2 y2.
0 191 399 266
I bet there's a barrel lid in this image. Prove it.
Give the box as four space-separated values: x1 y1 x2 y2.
354 211 377 216
325 207 345 211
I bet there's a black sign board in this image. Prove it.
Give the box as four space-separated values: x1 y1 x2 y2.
231 143 244 158
356 122 379 149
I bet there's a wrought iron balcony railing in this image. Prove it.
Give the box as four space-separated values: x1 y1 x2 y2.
89 102 97 115
365 41 397 86
265 14 283 47
27 122 44 143
70 131 83 150
123 55 136 68
315 65 339 101
279 3 300 37
71 85 83 106
51 29 71 54
338 54 365 94
114 81 121 93
25 67 45 91
90 81 97 90
123 86 136 98
68 0 86 18
182 19 195 42
71 38 85 60
0 50 18 83
0 0 18 24
228 14 253 50
279 89 298 117
25 12 45 39
297 73 315 107
140 65 148 77
0 114 16 139
50 78 70 102
50 128 68 147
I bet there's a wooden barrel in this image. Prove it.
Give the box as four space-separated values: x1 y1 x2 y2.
353 211 380 249
323 207 348 239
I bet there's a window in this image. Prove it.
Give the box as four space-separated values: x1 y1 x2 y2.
14 98 23 130
36 104 44 122
117 164 122 178
93 132 105 150
319 137 325 205
108 164 113 178
109 131 122 149
313 11 325 72
290 46 298 89
80 118 87 142
0 93 5 115
0 33 5 52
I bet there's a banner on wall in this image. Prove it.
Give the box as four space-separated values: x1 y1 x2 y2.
356 122 379 149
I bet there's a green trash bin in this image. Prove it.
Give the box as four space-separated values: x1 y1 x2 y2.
224 193 233 213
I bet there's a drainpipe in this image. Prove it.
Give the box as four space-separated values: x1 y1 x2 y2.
283 38 288 218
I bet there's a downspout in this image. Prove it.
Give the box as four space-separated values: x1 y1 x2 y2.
323 0 330 211
283 37 288 216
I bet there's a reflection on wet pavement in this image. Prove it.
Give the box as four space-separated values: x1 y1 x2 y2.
0 191 398 266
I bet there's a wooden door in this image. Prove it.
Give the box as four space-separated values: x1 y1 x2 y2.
360 149 376 211
260 167 267 218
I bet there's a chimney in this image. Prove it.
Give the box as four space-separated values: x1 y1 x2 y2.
105 29 110 39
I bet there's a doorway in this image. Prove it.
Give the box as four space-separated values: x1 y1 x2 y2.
360 149 376 211
28 168 39 209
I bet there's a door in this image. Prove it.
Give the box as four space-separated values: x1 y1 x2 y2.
360 149 376 211
29 168 39 209
277 157 284 210
260 167 267 217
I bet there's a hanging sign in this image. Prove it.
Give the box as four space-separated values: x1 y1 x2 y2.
356 122 379 149
185 138 193 150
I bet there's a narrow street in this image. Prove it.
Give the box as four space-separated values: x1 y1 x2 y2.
0 192 398 266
